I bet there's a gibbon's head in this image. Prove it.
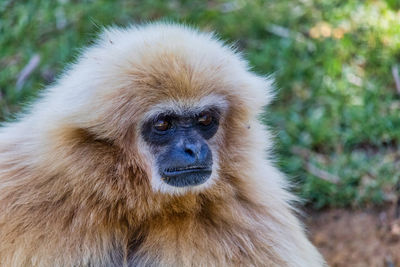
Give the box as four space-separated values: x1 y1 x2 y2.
42 23 272 196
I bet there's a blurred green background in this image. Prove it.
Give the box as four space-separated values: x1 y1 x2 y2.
1 0 399 209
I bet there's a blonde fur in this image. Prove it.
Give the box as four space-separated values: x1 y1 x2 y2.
0 23 325 266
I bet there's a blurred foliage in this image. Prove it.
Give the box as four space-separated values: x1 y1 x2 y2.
1 0 400 209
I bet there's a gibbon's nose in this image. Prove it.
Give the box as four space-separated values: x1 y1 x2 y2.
162 137 213 169
180 139 210 165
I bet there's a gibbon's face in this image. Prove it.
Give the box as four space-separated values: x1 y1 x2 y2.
138 96 227 194
141 108 219 188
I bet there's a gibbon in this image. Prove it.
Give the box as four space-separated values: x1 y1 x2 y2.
0 23 325 266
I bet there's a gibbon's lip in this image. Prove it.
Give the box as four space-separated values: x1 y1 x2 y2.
164 166 210 173
160 167 212 187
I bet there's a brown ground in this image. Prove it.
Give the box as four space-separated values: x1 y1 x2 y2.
308 205 400 267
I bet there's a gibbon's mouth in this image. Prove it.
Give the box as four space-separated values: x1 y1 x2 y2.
160 166 212 187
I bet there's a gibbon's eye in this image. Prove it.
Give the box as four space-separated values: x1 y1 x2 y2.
154 119 171 131
198 112 213 126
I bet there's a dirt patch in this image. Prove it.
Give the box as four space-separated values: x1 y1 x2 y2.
307 206 400 267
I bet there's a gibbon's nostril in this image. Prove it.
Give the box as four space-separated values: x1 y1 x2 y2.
185 148 195 157
184 144 197 158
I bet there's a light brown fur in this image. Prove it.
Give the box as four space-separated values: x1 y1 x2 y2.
0 23 325 266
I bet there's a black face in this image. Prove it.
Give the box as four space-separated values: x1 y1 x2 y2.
141 108 220 187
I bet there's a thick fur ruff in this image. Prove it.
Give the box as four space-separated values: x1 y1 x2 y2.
0 23 325 266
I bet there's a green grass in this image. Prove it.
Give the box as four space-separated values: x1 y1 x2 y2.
1 0 400 209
